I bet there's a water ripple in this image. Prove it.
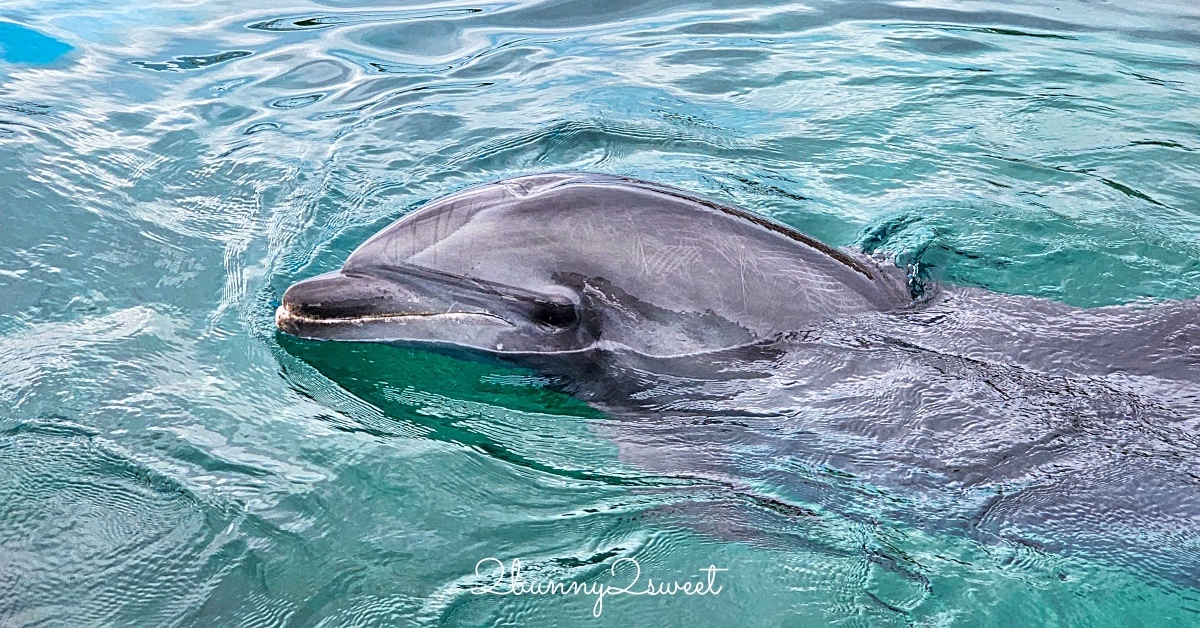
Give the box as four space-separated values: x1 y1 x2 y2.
3 0 1200 624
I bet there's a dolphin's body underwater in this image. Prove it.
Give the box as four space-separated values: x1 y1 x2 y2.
278 173 1200 588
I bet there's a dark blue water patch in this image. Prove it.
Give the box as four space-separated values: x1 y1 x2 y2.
0 21 71 65
246 8 484 32
939 24 1078 40
1 101 51 115
270 93 324 109
244 121 281 135
132 50 251 72
1120 70 1187 91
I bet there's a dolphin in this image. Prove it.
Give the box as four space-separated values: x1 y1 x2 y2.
277 173 1200 589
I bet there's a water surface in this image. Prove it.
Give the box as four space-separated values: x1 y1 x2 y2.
2 0 1200 625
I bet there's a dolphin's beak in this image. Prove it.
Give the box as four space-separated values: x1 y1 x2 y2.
274 267 523 343
276 264 581 350
276 271 406 333
279 271 381 318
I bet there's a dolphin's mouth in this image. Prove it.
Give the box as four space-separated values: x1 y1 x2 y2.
275 267 515 328
274 303 512 329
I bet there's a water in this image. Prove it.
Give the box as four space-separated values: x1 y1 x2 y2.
2 0 1200 625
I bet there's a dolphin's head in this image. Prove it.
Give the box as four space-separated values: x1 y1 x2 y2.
275 262 591 355
276 173 905 358
276 175 607 355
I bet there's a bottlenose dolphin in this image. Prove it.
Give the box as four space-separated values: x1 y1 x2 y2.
277 173 1200 588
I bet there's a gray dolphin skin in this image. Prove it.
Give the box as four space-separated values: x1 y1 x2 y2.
277 173 1200 588
276 172 912 356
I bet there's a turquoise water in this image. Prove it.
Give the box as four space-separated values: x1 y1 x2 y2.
3 0 1200 625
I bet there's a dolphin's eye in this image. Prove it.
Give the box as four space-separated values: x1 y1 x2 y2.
531 301 577 329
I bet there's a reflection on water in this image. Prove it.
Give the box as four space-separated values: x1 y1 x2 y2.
2 0 1200 625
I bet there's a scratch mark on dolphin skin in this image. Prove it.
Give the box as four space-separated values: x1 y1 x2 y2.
739 242 750 314
632 216 649 277
647 244 702 277
607 176 876 279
